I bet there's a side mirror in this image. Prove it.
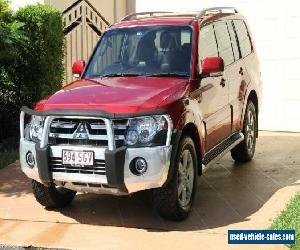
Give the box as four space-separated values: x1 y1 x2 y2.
72 60 85 78
201 57 224 76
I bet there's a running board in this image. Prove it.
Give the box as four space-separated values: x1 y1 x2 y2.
202 132 244 172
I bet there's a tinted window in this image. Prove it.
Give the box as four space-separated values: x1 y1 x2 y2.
233 20 252 58
214 21 234 66
199 24 218 69
227 21 240 61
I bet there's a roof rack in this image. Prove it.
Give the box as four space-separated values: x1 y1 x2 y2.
120 7 239 22
121 11 173 21
197 7 239 18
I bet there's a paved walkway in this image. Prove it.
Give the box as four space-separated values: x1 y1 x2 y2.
0 131 299 250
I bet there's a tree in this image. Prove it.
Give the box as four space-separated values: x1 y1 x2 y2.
0 0 26 62
0 0 26 141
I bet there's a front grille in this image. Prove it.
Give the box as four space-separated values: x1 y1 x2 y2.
48 118 128 147
49 157 106 175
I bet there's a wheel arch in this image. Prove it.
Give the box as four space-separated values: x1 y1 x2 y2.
248 90 258 114
246 90 259 137
181 123 203 176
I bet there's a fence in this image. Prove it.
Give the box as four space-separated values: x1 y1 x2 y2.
63 0 110 84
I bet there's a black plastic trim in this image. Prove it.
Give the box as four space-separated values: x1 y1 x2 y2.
105 146 127 192
21 106 167 119
163 130 182 187
35 144 52 184
202 132 242 165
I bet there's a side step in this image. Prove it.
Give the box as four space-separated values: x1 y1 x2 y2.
202 132 244 172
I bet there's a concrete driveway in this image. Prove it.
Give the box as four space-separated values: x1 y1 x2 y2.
0 131 299 250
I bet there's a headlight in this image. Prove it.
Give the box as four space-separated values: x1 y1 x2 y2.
125 115 170 147
25 115 45 142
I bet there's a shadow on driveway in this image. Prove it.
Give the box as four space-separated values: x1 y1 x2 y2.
1 132 300 232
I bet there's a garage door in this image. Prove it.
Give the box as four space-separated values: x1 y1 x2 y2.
136 0 300 132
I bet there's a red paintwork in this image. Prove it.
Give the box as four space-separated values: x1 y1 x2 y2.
35 12 262 158
72 60 85 75
111 17 194 29
35 77 189 114
201 57 224 74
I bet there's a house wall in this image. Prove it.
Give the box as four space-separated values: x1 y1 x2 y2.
45 0 135 23
10 0 43 10
137 0 300 132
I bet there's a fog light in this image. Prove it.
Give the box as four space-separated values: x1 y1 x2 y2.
26 151 35 168
130 157 148 176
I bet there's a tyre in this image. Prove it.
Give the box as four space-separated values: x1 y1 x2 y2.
32 180 76 208
153 136 198 221
231 101 257 162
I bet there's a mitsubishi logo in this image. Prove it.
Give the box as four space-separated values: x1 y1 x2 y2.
74 123 89 139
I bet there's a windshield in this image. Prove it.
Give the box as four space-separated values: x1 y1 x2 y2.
83 26 193 78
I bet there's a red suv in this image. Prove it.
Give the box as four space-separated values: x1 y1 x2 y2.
20 7 262 221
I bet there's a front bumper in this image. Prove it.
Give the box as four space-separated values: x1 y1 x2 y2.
20 139 172 194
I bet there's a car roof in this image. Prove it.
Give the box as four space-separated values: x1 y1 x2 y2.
112 16 195 29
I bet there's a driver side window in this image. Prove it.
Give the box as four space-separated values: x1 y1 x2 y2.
198 24 218 71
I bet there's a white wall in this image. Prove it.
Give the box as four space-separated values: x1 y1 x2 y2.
137 0 300 132
10 0 43 10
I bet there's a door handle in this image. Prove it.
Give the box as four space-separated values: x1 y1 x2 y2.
239 67 244 75
220 78 226 87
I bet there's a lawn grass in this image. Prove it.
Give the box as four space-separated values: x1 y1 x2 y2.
0 151 18 170
271 192 300 249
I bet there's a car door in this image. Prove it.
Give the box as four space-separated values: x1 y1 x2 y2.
198 23 231 151
227 19 252 133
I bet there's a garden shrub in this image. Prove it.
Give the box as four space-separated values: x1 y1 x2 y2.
14 4 64 106
0 0 25 142
0 2 64 143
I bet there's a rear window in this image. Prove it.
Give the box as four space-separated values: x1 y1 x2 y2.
233 20 252 58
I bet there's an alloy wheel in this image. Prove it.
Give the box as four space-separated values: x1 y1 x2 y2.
246 109 256 154
177 149 194 208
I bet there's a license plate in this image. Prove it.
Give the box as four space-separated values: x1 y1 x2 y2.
62 150 94 166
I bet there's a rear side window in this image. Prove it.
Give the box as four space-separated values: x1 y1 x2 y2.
214 21 234 66
233 20 252 58
199 24 218 62
227 21 240 61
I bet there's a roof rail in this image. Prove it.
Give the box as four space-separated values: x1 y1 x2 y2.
197 7 239 18
121 11 173 21
120 8 239 22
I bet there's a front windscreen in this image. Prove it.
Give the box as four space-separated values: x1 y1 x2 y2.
83 26 193 78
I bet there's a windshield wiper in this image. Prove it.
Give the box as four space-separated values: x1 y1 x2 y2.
87 72 189 78
145 73 189 77
102 73 143 77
